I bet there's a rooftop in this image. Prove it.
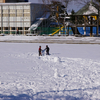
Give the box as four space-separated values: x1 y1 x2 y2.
0 2 42 5
75 1 99 16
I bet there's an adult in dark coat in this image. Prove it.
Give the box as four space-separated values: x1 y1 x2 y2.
45 45 50 55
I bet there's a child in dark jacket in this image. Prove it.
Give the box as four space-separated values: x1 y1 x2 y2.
38 46 42 56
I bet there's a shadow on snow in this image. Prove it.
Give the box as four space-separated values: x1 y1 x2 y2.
1 86 100 100
0 94 81 100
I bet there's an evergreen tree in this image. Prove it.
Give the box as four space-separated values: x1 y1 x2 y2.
70 9 75 23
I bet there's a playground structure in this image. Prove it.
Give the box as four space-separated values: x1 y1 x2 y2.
50 26 64 36
28 17 100 36
29 13 100 36
28 0 100 36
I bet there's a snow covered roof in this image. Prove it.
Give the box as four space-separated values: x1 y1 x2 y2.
36 12 51 20
75 1 99 15
0 2 41 6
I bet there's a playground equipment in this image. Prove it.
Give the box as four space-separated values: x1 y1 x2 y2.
50 26 64 36
28 12 50 32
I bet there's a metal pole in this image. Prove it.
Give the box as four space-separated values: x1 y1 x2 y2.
23 5 24 35
97 15 99 36
63 11 65 35
8 6 10 35
98 0 100 36
75 16 77 35
1 5 3 34
15 5 17 35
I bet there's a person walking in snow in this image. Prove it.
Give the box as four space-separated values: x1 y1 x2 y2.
38 46 42 56
17 29 19 35
45 45 50 55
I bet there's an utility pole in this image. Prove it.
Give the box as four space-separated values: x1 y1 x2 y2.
97 0 100 36
98 0 100 36
99 0 100 21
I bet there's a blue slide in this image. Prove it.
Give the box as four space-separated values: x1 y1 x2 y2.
78 27 100 36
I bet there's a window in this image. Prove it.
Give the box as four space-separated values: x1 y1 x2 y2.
25 27 29 30
12 27 15 30
18 27 22 30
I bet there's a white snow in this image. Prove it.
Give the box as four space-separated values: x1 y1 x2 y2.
0 35 100 44
0 36 100 100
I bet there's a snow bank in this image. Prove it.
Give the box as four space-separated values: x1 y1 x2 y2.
0 35 100 44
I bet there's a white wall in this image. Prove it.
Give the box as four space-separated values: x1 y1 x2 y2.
29 0 43 3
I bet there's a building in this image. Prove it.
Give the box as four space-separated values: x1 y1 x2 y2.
0 0 28 3
0 0 5 3
0 2 45 34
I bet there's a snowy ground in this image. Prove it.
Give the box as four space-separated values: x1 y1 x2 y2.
0 42 100 100
0 35 100 44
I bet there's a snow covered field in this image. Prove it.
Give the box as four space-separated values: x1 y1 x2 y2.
0 42 100 100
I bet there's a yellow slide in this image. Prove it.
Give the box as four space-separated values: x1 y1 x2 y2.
51 26 64 36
